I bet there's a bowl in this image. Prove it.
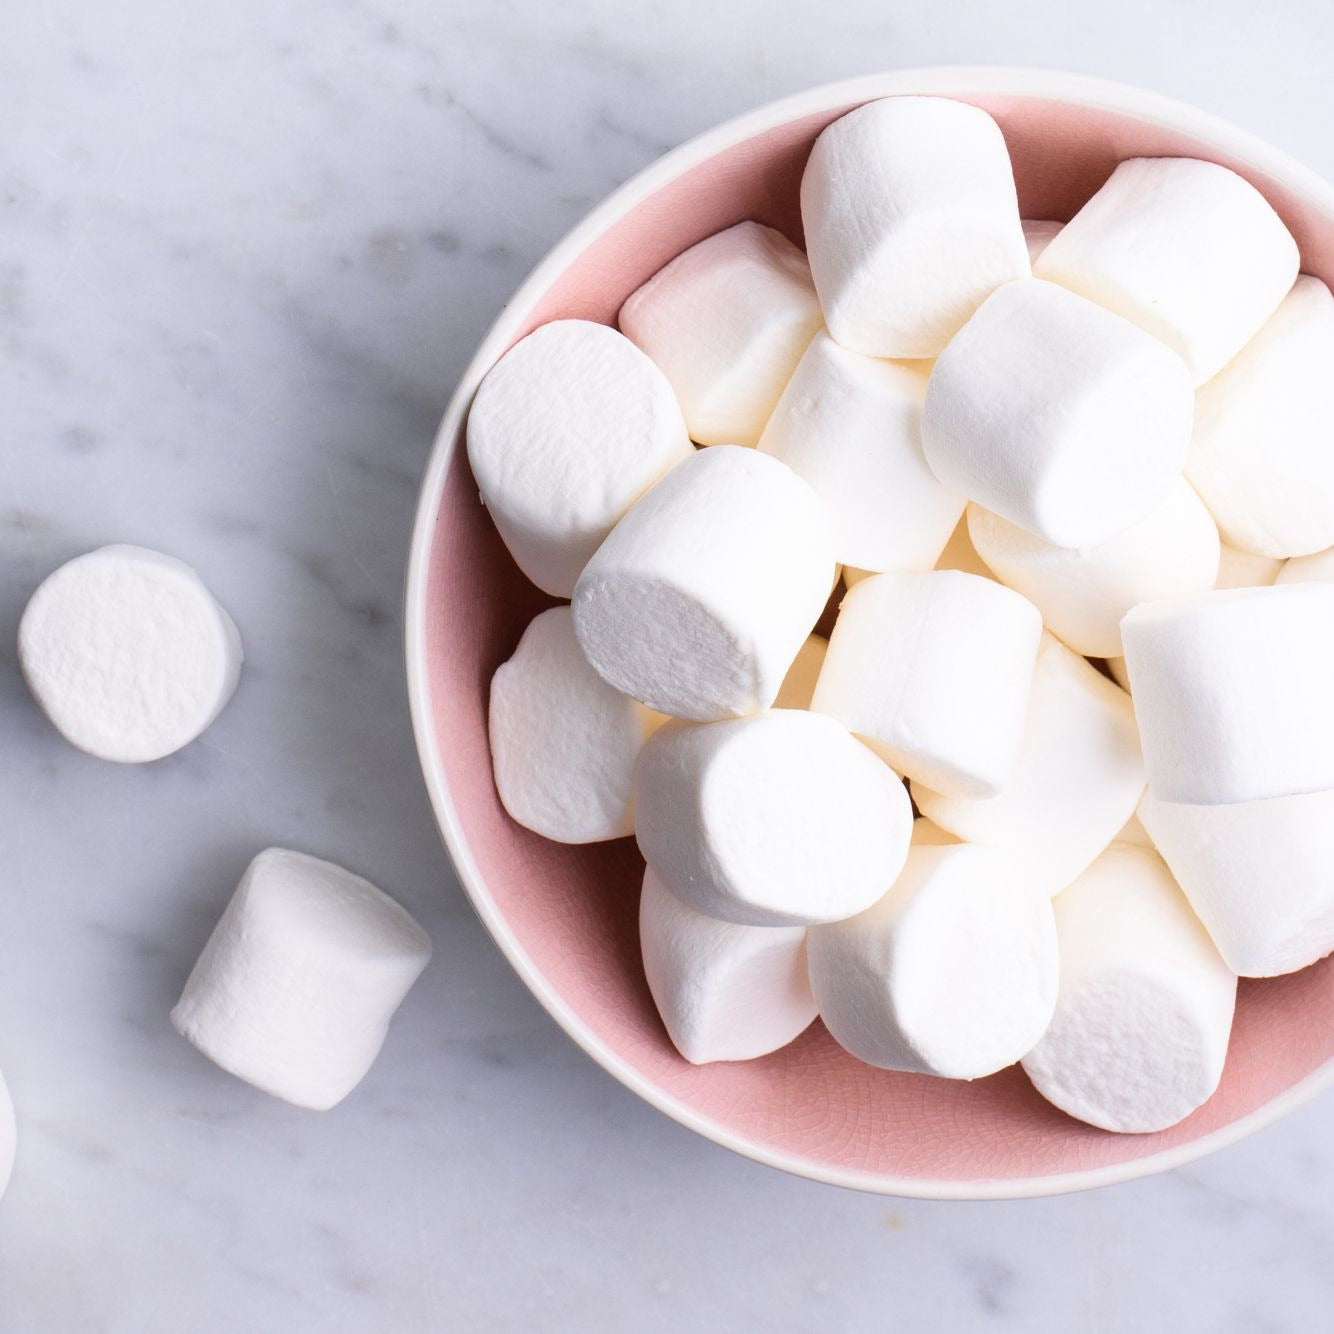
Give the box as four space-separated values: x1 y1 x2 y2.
405 67 1334 1199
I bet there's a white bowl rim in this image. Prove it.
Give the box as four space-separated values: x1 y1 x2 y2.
404 65 1334 1201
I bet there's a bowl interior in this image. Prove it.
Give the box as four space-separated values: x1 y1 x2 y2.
414 77 1334 1195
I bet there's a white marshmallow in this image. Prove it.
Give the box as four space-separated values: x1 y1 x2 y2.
1217 542 1284 589
1022 218 1064 264
965 480 1220 658
1277 547 1334 585
773 633 828 710
934 515 994 580
921 279 1194 547
18 545 242 764
573 446 835 721
1034 157 1299 384
757 332 963 571
813 571 1042 797
1121 585 1334 804
0 1070 13 1203
1021 845 1236 1133
466 319 693 597
489 607 664 843
171 849 432 1110
618 221 822 446
913 636 1145 897
1139 788 1334 977
634 711 912 927
1113 812 1155 849
639 867 816 1063
1105 656 1132 693
841 565 872 589
808 843 1059 1079
910 817 959 846
801 97 1029 358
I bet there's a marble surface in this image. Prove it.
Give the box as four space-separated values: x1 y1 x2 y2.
4 2 1334 1329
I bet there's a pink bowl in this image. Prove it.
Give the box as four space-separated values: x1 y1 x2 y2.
406 68 1334 1198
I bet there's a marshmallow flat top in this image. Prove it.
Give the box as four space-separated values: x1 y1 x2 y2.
1276 546 1334 585
921 278 1194 548
1021 845 1236 1133
1022 218 1064 265
1217 542 1284 589
1034 156 1299 384
773 633 828 710
0 1070 13 1202
18 544 243 764
466 319 693 597
634 710 913 927
801 96 1029 358
618 220 822 446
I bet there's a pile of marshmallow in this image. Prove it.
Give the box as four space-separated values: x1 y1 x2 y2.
474 96 1334 1136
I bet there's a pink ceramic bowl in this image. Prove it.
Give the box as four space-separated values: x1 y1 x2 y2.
406 68 1334 1198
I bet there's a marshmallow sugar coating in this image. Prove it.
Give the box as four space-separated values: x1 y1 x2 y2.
466 319 693 598
171 849 432 1110
801 96 1030 359
573 446 835 721
1021 845 1236 1134
1034 156 1299 385
640 868 817 1064
1217 542 1284 589
921 279 1194 548
808 843 1059 1080
619 221 823 447
634 711 912 928
0 1070 13 1202
18 544 243 764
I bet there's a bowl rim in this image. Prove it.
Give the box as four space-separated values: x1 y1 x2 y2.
404 65 1334 1200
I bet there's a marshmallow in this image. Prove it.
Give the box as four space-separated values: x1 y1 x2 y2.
0 1070 13 1202
1217 542 1284 589
1113 812 1155 849
639 867 817 1063
1034 157 1299 384
773 633 828 710
1139 788 1334 977
618 221 822 446
911 817 959 847
813 571 1042 797
1277 547 1334 585
18 545 242 763
913 636 1146 897
934 515 994 580
1121 585 1334 804
489 607 664 843
921 279 1194 547
171 849 432 1110
841 566 872 589
808 843 1058 1079
573 446 835 721
757 332 963 571
965 480 1220 658
634 711 912 927
801 97 1029 358
466 319 693 597
1105 656 1131 693
1021 845 1236 1133
1022 218 1064 264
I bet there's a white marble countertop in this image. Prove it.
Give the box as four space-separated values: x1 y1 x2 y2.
4 2 1333 1329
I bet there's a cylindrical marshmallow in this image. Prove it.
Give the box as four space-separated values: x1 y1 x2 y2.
171 849 433 1110
934 514 994 581
1022 218 1064 264
773 633 828 711
466 319 693 597
0 1070 13 1203
1021 845 1237 1133
1217 542 1284 589
1104 656 1132 693
1113 811 1155 849
1276 547 1334 585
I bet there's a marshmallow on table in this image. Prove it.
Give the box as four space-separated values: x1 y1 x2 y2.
171 849 432 1110
0 1070 13 1203
1022 218 1064 264
808 843 1058 1079
921 279 1194 547
1277 547 1334 585
1217 542 1284 589
1021 845 1236 1133
634 710 912 927
489 606 664 843
18 545 242 763
966 480 1220 658
813 571 1042 797
757 332 963 571
801 97 1029 359
1122 584 1334 804
573 446 835 721
618 221 822 446
1034 157 1299 385
466 319 693 597
913 635 1146 897
773 633 827 710
640 867 816 1063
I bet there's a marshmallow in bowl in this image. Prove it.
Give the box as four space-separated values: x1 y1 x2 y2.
1034 156 1299 384
1021 844 1236 1133
1216 542 1284 589
639 867 817 1064
921 279 1194 547
807 843 1059 1079
773 633 828 710
1021 218 1064 264
171 849 432 1110
0 1070 13 1202
1276 546 1334 585
618 221 823 446
801 96 1029 358
634 711 912 927
466 319 693 597
18 544 243 764
573 446 835 721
